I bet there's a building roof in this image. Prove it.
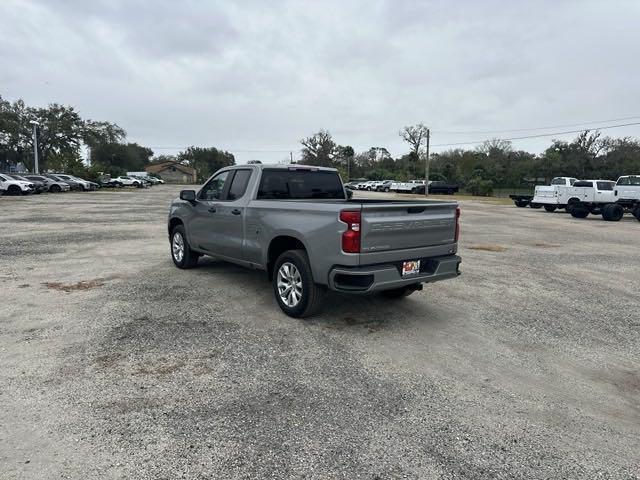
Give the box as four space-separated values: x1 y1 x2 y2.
146 160 196 175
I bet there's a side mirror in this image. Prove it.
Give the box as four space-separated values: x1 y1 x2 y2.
180 189 196 202
346 188 353 199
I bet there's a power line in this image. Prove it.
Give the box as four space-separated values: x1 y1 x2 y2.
433 115 640 135
431 121 640 148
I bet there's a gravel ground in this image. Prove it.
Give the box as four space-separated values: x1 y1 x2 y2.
1 186 638 479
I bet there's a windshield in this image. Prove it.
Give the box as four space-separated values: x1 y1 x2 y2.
617 176 640 186
257 169 345 200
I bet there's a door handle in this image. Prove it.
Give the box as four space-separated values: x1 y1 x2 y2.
208 207 217 213
231 209 242 215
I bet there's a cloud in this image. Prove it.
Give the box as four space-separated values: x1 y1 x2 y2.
2 0 640 163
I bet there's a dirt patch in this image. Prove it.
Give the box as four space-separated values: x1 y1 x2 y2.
133 359 186 376
533 242 561 248
43 278 106 292
18 284 30 288
467 244 508 252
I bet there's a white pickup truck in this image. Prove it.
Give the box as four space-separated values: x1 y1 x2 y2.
510 177 578 210
562 180 616 217
392 179 427 194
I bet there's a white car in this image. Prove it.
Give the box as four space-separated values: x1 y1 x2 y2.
395 179 426 193
113 176 144 187
0 173 35 195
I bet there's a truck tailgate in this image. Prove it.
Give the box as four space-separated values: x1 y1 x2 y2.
360 202 457 253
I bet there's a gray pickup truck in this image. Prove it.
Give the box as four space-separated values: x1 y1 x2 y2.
168 164 461 317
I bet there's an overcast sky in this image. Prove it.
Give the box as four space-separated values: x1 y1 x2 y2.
2 0 640 163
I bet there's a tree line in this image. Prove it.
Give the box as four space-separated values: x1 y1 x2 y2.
3 95 640 192
0 95 235 181
299 127 640 195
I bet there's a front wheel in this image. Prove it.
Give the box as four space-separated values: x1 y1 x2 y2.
170 225 199 268
273 249 325 318
529 203 543 209
544 205 557 212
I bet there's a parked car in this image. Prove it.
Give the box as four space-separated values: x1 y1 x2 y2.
375 180 395 192
8 174 47 194
51 174 95 191
395 180 427 193
168 164 461 318
113 176 144 187
43 173 82 190
412 181 460 195
0 173 35 195
23 174 71 192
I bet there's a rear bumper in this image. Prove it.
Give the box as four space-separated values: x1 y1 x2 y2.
328 254 461 293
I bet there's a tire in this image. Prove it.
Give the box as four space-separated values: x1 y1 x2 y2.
170 225 199 269
515 200 528 208
570 206 589 218
602 203 624 222
50 184 61 193
632 205 640 221
7 185 21 195
529 203 543 209
273 249 325 318
380 285 417 299
411 188 418 194
384 188 390 192
544 205 557 212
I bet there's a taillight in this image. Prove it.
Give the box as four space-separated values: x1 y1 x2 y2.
454 207 461 242
340 210 361 253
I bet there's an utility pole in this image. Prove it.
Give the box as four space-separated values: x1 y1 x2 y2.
424 128 430 197
30 121 40 174
290 151 293 164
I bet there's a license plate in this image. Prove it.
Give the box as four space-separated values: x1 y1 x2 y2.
402 260 421 276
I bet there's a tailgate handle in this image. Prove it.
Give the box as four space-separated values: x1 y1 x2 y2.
407 207 426 214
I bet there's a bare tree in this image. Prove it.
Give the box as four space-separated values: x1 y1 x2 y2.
400 123 429 176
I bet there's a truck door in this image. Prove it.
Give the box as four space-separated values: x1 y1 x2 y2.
189 170 231 253
214 169 252 260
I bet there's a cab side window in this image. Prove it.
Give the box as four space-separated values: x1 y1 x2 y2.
199 171 230 200
227 170 252 201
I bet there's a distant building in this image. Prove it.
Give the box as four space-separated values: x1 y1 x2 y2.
145 160 197 184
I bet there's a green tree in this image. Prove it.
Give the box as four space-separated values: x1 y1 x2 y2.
177 146 235 182
300 130 337 167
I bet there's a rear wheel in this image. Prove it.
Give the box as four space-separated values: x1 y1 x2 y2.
515 200 528 208
602 203 624 222
529 203 542 209
544 205 557 212
570 206 589 218
273 249 325 318
632 205 640 221
50 184 61 193
170 225 199 268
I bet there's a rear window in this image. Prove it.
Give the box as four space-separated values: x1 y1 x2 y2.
597 182 614 190
573 181 593 187
257 169 345 200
